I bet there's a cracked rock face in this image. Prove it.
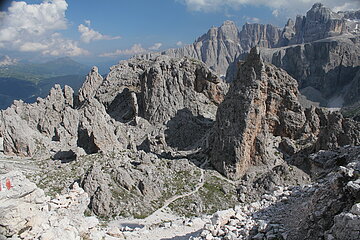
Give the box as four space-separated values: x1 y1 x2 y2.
209 47 360 180
209 48 305 180
78 66 103 104
140 21 282 77
259 35 360 105
289 3 346 45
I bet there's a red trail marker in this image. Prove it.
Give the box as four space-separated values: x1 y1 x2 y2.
6 178 11 190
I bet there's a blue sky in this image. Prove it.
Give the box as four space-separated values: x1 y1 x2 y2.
0 0 359 65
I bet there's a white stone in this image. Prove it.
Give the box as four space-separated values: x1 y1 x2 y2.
350 203 360 215
211 209 236 226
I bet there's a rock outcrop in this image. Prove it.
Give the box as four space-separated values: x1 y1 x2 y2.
209 48 305 179
0 56 227 157
210 47 360 180
195 146 360 240
78 66 103 104
0 171 102 240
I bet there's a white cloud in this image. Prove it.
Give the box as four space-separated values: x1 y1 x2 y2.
176 41 184 46
0 0 88 56
100 43 165 57
333 2 360 12
41 35 89 56
149 42 162 50
272 9 279 17
179 0 360 16
78 22 121 43
19 42 48 52
243 16 260 23
84 19 91 26
99 44 147 57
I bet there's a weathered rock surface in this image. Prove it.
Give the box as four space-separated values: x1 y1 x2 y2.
210 47 360 180
0 56 227 157
140 21 282 77
78 66 103 104
209 47 305 179
0 171 103 240
140 3 360 87
259 35 360 106
194 146 360 240
289 3 347 44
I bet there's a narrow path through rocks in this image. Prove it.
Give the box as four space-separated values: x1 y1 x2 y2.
144 159 208 223
110 159 211 239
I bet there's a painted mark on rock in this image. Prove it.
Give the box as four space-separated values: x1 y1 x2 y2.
6 178 12 190
0 178 12 191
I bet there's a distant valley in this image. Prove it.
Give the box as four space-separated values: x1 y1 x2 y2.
0 56 90 109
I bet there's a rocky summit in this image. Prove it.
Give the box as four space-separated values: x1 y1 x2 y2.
209 47 360 180
1 2 360 240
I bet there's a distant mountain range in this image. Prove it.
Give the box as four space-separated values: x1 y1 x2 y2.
140 3 360 109
0 56 90 109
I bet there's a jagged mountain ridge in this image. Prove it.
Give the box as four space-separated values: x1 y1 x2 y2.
140 3 359 78
0 56 226 158
141 21 282 76
258 35 360 107
140 3 360 110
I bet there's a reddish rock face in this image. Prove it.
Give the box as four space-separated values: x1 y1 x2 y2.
209 48 305 180
209 47 360 180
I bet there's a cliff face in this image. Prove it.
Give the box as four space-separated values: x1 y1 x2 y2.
140 4 359 109
289 3 346 44
239 23 282 50
209 48 304 179
210 48 360 180
259 35 360 106
141 21 282 76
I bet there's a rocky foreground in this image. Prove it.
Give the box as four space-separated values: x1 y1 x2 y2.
2 145 360 240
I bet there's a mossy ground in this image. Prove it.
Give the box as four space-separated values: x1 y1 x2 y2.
168 171 238 217
28 151 238 219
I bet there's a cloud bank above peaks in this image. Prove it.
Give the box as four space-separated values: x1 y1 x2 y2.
179 0 360 16
0 0 88 56
99 43 163 57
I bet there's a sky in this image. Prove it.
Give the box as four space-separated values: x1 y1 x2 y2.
0 0 359 65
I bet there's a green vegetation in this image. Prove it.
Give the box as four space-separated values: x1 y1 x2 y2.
169 172 238 217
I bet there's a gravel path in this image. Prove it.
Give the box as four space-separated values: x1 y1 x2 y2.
110 160 210 239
